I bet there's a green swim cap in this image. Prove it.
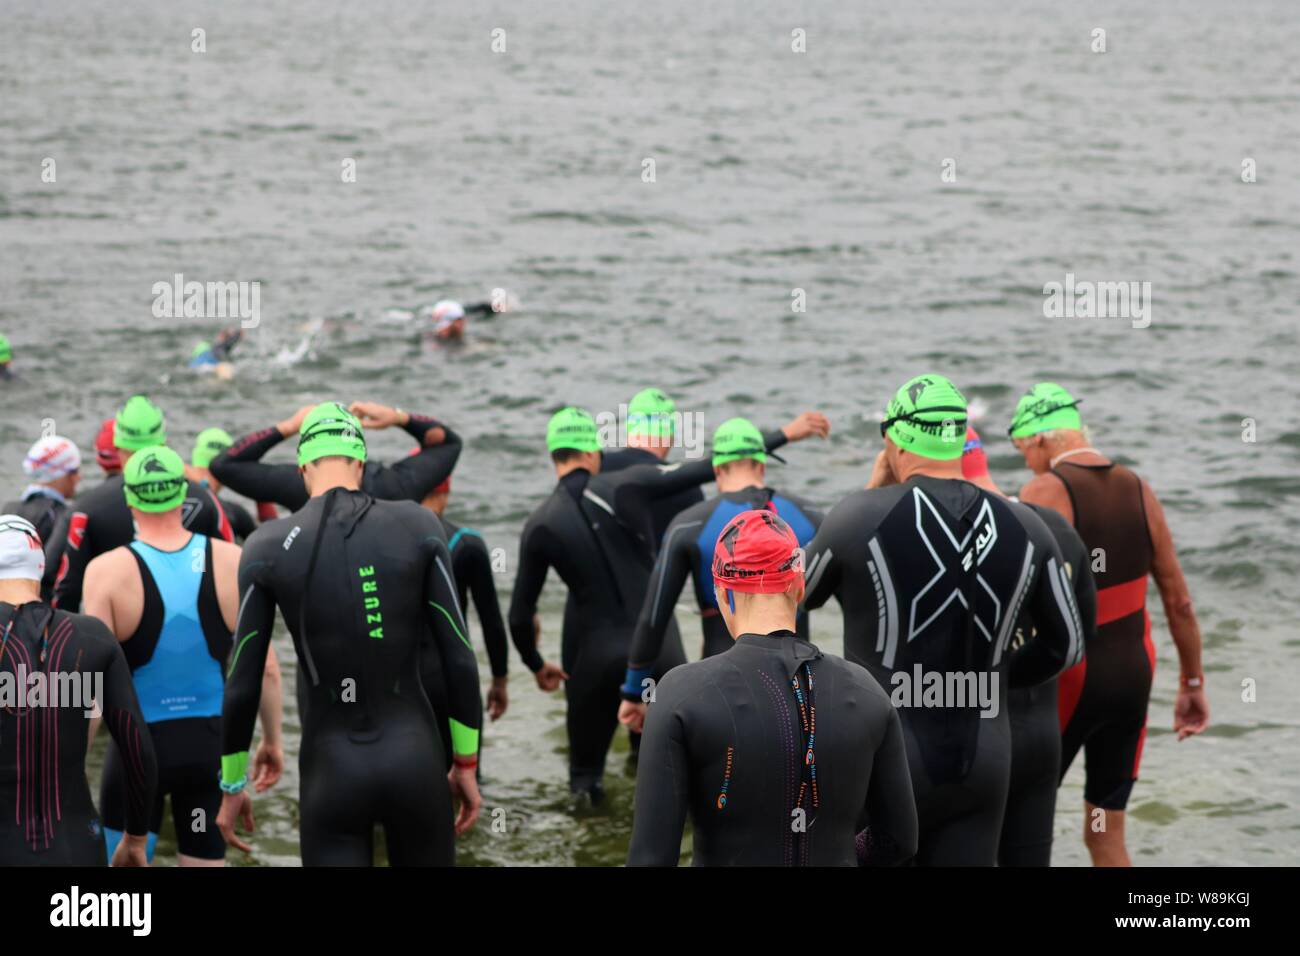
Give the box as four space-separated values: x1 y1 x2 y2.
627 388 676 440
192 427 233 469
711 418 767 467
297 402 367 466
0 334 11 364
1008 382 1082 439
122 445 187 513
546 407 601 454
114 395 167 451
882 374 968 461
191 341 212 359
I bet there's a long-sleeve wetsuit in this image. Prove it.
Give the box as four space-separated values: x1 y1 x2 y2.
220 489 481 866
0 601 158 865
45 476 233 613
600 447 704 547
624 484 823 696
210 414 461 513
803 476 1084 866
627 632 917 866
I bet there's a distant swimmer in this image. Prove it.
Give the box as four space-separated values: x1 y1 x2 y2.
217 403 482 865
601 388 705 546
962 426 1099 866
0 515 159 867
3 436 82 548
418 474 510 765
619 415 830 734
210 401 462 513
803 374 1084 866
188 427 266 542
188 328 243 379
44 396 234 612
627 509 918 866
82 446 283 867
1010 382 1209 867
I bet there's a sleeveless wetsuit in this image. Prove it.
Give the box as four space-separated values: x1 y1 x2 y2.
1051 461 1155 811
624 485 824 697
222 489 482 866
999 503 1097 866
420 515 508 771
100 534 230 861
210 416 461 513
508 457 723 796
628 632 917 866
44 475 233 613
0 602 158 866
803 477 1084 866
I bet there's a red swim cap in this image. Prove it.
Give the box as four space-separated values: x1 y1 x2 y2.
961 426 989 480
712 506 804 594
95 418 122 473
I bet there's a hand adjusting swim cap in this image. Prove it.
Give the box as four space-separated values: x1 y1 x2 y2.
192 427 234 468
712 507 804 594
1008 382 1082 438
123 445 188 513
0 514 46 582
627 388 676 441
880 373 968 461
297 402 368 466
546 406 601 453
711 417 767 467
114 395 167 451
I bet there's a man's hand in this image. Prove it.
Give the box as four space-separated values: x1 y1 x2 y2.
534 661 568 692
618 700 647 734
217 791 255 852
781 411 831 442
251 738 284 792
866 448 898 489
276 404 316 439
448 764 482 835
486 676 509 720
109 833 149 867
348 401 409 430
1174 686 1209 740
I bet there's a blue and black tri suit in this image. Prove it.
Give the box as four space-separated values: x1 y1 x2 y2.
622 485 823 700
101 533 231 862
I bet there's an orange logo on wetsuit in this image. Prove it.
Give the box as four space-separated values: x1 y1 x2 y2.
716 746 734 810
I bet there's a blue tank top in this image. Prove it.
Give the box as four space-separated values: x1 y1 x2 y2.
127 535 226 724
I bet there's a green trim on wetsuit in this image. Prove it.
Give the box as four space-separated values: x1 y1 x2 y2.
227 630 258 678
221 751 249 789
449 718 480 758
429 601 472 650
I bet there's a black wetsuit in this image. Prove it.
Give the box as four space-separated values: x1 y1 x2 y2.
99 534 231 862
507 457 726 796
217 494 257 542
624 485 823 690
3 490 67 546
44 476 233 613
803 477 1084 866
627 632 917 866
600 447 703 547
221 488 481 866
999 503 1097 867
0 602 158 866
421 515 509 770
210 415 461 513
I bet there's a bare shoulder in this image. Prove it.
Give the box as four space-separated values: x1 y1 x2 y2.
84 546 134 586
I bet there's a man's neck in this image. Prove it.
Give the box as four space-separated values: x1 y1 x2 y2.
732 609 797 636
134 512 190 550
0 581 40 606
895 457 965 483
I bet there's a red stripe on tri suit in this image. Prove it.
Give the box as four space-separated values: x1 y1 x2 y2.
1096 575 1148 627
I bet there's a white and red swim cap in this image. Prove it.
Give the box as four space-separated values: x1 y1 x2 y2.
0 514 45 582
23 435 82 482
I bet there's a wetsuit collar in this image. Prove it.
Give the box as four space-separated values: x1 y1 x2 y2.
736 631 822 678
21 484 65 504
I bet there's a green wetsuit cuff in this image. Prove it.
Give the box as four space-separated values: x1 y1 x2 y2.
449 718 480 762
221 752 249 789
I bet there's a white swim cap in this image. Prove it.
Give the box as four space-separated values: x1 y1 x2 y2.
430 300 466 332
0 514 45 582
23 436 82 482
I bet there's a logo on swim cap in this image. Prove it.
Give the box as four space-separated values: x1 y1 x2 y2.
627 388 676 440
114 395 167 452
123 445 187 513
546 407 601 454
192 427 233 469
712 508 804 594
711 418 766 467
881 374 968 461
0 514 45 582
297 403 367 467
1008 383 1082 439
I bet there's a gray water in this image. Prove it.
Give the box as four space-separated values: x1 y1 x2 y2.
2 0 1298 866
